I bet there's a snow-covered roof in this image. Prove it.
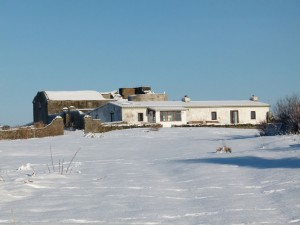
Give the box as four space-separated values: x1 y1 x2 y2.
44 91 105 101
110 100 270 108
148 106 187 111
99 90 118 95
99 91 123 100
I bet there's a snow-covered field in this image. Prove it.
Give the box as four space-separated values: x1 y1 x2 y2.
0 127 300 225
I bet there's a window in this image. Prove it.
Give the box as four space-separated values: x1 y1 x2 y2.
251 111 256 120
211 112 217 120
160 111 181 122
138 113 144 122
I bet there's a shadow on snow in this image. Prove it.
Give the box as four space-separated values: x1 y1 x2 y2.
175 156 300 169
263 144 300 152
209 135 259 142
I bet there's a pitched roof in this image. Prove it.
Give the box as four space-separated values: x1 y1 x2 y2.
44 91 105 101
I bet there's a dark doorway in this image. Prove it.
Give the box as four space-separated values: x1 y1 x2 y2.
110 112 114 122
230 110 239 124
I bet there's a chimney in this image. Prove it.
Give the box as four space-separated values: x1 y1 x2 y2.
250 95 259 101
182 95 191 102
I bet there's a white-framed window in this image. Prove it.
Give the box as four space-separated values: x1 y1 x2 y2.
160 111 181 122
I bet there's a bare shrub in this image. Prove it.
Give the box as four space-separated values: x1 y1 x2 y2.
48 145 80 174
273 94 300 134
258 121 282 136
258 121 268 136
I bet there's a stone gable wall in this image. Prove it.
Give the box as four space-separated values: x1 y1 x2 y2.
47 100 112 115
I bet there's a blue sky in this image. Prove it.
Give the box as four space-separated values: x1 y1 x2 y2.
0 0 299 125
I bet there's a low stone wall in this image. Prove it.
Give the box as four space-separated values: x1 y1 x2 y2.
84 116 162 133
0 117 64 140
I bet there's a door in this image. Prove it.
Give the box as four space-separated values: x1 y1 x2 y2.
110 112 114 122
230 110 239 124
147 110 156 123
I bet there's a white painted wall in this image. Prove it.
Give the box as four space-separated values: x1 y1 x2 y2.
89 103 270 127
122 108 148 124
187 106 270 125
120 108 188 127
88 104 122 122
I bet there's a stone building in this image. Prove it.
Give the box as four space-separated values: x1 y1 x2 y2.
119 86 168 101
33 91 115 125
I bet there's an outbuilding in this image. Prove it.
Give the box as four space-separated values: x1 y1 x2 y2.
33 91 115 124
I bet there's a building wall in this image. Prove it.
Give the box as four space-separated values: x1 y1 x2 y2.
128 94 168 101
88 103 123 122
90 105 187 127
47 100 111 115
122 108 148 124
119 88 136 99
121 108 187 127
90 105 186 125
89 104 270 127
120 106 268 126
119 87 151 99
187 106 270 125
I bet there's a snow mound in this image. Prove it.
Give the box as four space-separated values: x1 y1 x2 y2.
18 163 33 171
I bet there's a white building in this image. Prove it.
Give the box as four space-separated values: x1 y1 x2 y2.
88 96 270 127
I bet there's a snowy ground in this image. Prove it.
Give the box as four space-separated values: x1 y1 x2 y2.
0 127 300 225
